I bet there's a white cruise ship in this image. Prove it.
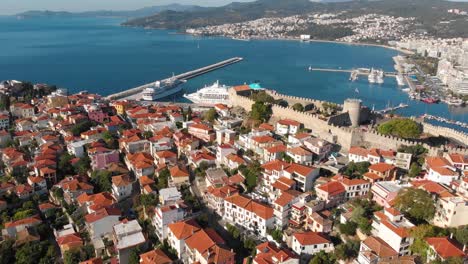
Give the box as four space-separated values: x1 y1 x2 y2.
142 77 183 101
184 81 230 105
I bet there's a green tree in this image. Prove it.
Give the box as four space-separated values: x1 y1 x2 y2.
268 228 283 243
128 247 140 264
395 188 435 224
309 250 336 264
339 221 357 236
142 130 153 139
139 193 159 207
239 161 261 192
185 106 193 121
203 108 218 123
342 161 370 178
454 225 468 245
71 120 95 136
58 152 75 176
157 168 170 190
292 103 304 112
0 94 11 110
335 240 360 260
250 91 274 103
409 162 422 177
0 239 15 264
90 170 112 192
250 102 272 122
377 118 422 139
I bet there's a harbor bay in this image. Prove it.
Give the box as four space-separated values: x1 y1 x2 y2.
0 16 466 125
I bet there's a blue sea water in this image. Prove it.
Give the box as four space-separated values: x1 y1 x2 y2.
0 16 466 126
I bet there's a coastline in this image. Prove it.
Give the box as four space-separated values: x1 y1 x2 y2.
178 30 414 55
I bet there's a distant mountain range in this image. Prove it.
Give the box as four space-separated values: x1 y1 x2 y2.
16 4 205 19
122 0 468 38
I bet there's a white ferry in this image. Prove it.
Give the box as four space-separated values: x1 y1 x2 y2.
183 80 230 105
142 77 183 101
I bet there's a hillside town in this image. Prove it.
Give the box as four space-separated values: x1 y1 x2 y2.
0 80 466 264
186 12 416 43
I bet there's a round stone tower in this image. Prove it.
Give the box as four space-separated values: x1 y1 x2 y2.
343 98 362 127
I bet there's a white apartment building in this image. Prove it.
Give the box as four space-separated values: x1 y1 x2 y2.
372 208 414 256
153 203 189 240
223 194 275 237
433 196 468 228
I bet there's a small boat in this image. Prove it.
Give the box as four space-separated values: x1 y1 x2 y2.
421 98 439 104
308 66 312 71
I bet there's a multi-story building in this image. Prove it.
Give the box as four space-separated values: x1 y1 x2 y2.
371 208 414 256
185 228 235 264
275 119 302 135
287 146 314 166
223 194 275 237
357 236 398 264
111 175 133 202
425 156 460 185
371 181 402 208
188 123 215 142
113 220 147 264
153 202 189 240
433 196 468 228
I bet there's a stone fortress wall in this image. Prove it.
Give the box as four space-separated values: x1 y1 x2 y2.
228 88 468 156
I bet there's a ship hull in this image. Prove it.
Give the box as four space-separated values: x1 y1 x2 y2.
142 85 183 101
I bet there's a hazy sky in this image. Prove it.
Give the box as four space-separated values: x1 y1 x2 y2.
2 0 467 15
0 0 254 15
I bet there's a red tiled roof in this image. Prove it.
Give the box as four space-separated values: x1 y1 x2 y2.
317 181 345 196
4 215 41 228
84 207 121 223
56 233 83 247
278 119 301 127
140 249 172 264
285 163 315 176
425 237 465 259
224 194 274 220
362 236 398 258
349 146 369 157
293 232 331 245
369 163 395 173
168 219 201 240
262 160 289 172
170 165 189 178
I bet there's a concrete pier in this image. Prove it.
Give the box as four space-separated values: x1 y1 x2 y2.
106 57 243 100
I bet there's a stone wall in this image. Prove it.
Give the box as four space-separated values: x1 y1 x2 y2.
422 122 468 144
228 88 468 155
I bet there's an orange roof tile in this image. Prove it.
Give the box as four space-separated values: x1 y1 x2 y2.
170 165 189 178
140 249 172 264
369 163 396 173
317 181 345 196
224 194 274 220
168 219 201 240
293 232 331 245
425 237 466 259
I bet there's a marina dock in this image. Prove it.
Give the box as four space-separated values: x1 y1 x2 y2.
375 103 409 114
310 68 397 77
106 57 243 100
